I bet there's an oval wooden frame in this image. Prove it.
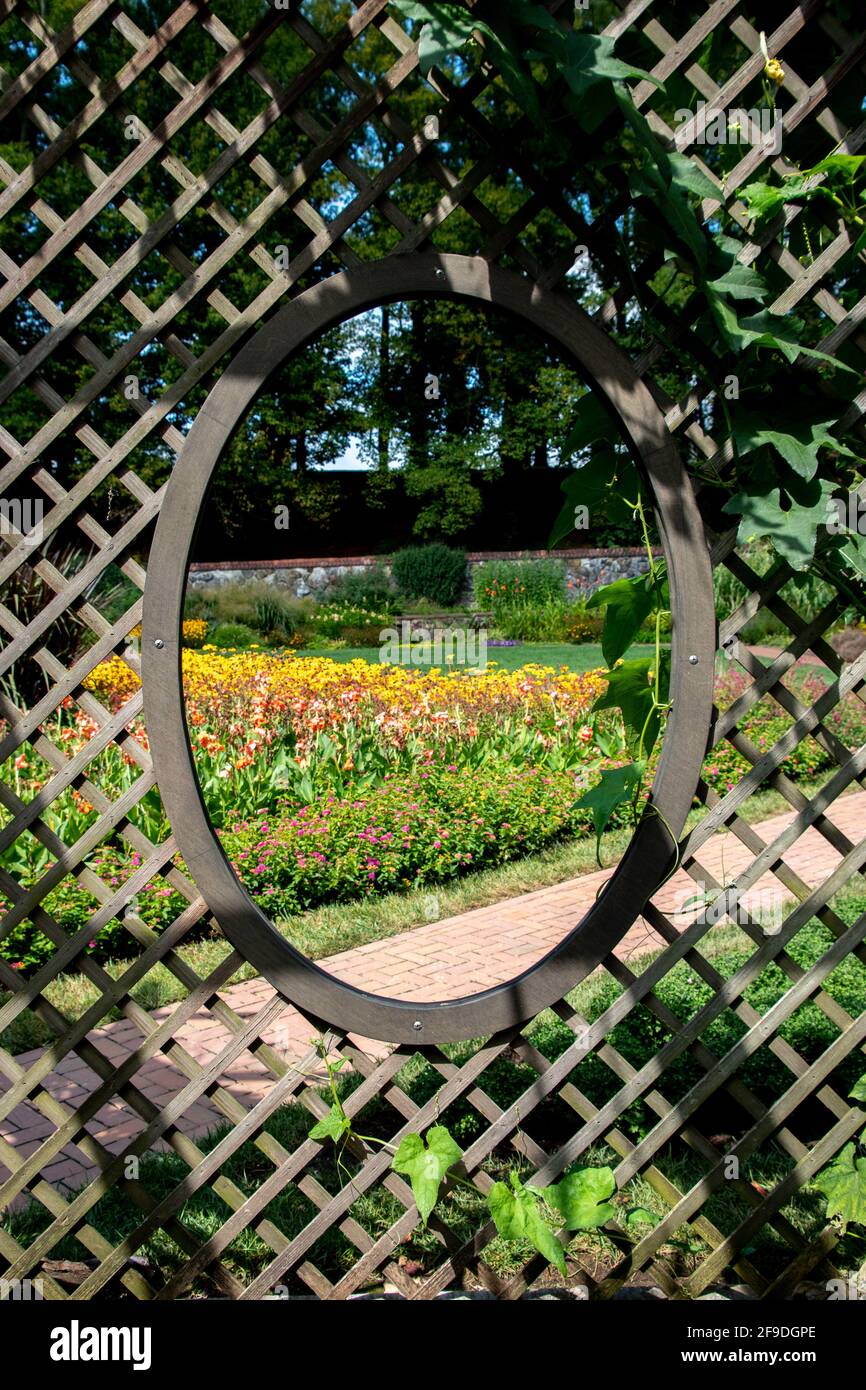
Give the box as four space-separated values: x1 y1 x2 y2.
142 253 715 1044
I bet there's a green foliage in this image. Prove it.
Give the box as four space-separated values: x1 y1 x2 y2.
814 1071 866 1232
387 1121 648 1278
550 405 641 551
255 594 305 644
312 605 390 640
309 1106 352 1145
572 761 644 860
473 557 564 609
328 567 397 612
542 919 866 1145
495 598 568 642
713 542 842 640
488 1172 567 1275
813 1141 866 1232
562 603 605 644
588 570 664 667
391 544 467 607
732 410 856 483
740 155 865 225
210 622 259 649
543 1166 617 1231
723 479 837 573
593 655 668 760
392 1126 464 1226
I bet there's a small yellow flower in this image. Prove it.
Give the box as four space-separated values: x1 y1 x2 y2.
759 32 784 85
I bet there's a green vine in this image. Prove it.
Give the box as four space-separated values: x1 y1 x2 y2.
304 1034 658 1278
813 1071 866 1241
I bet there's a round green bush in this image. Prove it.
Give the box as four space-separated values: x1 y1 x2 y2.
211 621 258 648
392 544 467 608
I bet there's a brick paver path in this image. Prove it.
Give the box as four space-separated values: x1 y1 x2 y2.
2 791 864 1198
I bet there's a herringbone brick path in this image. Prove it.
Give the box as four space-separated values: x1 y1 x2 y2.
2 791 864 1198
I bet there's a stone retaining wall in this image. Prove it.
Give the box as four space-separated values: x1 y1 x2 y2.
188 548 652 601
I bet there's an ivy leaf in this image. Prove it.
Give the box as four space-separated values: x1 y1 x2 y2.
559 33 662 99
835 529 866 583
707 295 855 372
667 152 719 202
809 153 865 182
593 657 660 754
732 409 855 481
813 1138 866 1230
392 3 542 124
390 2 475 72
572 761 645 856
616 89 707 271
550 451 616 548
471 18 542 125
741 156 864 222
737 311 855 371
740 177 812 222
850 1073 866 1105
722 479 837 572
309 1104 351 1144
706 264 769 302
588 568 667 666
561 393 614 457
391 1126 463 1226
625 1207 659 1228
549 451 639 548
488 1172 567 1275
507 5 662 98
544 1166 617 1230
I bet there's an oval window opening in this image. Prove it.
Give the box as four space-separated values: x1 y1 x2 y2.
143 255 714 1043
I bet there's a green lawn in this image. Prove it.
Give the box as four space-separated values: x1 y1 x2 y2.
294 641 661 673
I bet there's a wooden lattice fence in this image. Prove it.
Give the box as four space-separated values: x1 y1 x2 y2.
0 0 865 1300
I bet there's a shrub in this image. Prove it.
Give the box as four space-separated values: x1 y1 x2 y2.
255 593 313 643
340 624 387 646
312 604 390 639
183 587 212 622
473 557 564 609
527 918 866 1142
399 595 468 616
196 582 261 627
211 621 258 648
328 566 396 611
392 544 466 607
183 582 313 637
562 603 604 644
496 598 568 642
635 608 672 643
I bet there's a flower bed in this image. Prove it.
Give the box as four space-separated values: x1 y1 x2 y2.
2 763 594 971
2 652 863 972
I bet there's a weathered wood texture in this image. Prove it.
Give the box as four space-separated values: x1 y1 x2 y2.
0 0 864 1299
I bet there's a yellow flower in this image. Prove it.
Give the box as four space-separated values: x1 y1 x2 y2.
764 57 784 84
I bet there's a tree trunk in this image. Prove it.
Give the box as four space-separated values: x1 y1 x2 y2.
295 430 308 472
378 304 391 471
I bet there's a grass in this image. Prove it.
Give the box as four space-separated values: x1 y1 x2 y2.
293 641 661 673
0 777 846 1057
